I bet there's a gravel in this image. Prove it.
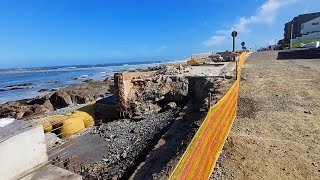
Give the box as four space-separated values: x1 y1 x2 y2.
87 109 178 179
49 109 179 180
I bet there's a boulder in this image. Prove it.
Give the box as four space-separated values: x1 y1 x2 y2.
27 98 46 105
6 82 35 87
32 104 48 114
23 110 34 117
70 94 86 104
16 106 29 119
43 100 54 111
83 79 93 83
38 88 49 92
103 77 113 83
49 91 73 109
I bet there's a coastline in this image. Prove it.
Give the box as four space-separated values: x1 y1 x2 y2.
0 77 114 120
0 60 181 120
0 60 184 104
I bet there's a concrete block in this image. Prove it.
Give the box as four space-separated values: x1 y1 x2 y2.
20 164 82 180
0 121 48 180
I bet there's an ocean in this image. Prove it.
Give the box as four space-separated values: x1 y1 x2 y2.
0 60 168 104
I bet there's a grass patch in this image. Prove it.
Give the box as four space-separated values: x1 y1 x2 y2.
292 38 320 48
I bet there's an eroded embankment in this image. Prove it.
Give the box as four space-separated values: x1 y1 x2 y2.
130 77 236 180
48 73 235 179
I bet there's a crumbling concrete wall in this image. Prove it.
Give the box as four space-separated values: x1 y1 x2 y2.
128 75 189 117
114 63 234 119
114 71 155 117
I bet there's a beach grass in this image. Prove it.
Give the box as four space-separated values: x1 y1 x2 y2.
292 38 320 48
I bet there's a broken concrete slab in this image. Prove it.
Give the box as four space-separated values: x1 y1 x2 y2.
20 164 82 180
0 121 48 180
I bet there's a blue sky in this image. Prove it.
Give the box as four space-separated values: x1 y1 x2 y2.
0 0 319 68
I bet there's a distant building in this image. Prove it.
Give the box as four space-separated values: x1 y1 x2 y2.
301 16 320 35
283 12 320 44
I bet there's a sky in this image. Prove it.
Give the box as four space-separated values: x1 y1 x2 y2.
0 0 319 68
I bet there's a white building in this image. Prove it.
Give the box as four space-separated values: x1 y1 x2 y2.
301 16 320 35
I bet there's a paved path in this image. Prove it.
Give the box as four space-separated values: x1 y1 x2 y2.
213 51 320 179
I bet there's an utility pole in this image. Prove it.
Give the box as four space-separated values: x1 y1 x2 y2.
290 23 294 49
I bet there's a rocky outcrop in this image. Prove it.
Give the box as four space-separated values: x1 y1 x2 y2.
49 91 73 109
0 81 113 119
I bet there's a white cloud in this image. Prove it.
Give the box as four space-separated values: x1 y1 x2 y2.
203 0 299 46
203 36 226 46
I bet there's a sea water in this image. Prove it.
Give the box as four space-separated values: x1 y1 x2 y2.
0 61 167 103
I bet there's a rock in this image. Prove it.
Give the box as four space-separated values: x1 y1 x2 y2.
70 94 86 104
23 110 34 117
83 79 94 83
32 104 48 114
121 151 127 159
130 127 140 134
15 106 29 119
103 77 113 83
166 102 177 109
43 100 54 111
8 87 25 91
49 91 73 109
1 80 110 119
45 80 60 84
178 64 184 70
0 89 6 92
131 116 144 121
6 82 35 87
27 98 46 105
106 133 115 140
311 162 318 167
38 88 49 92
304 110 312 114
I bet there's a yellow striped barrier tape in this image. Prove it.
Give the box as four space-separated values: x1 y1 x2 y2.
170 52 247 179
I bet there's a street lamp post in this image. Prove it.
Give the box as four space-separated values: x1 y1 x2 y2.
290 23 294 49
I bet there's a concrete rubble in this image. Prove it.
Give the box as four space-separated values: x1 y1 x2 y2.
44 60 237 179
1 55 239 180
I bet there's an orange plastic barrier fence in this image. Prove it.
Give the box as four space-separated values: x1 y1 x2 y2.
170 51 247 180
